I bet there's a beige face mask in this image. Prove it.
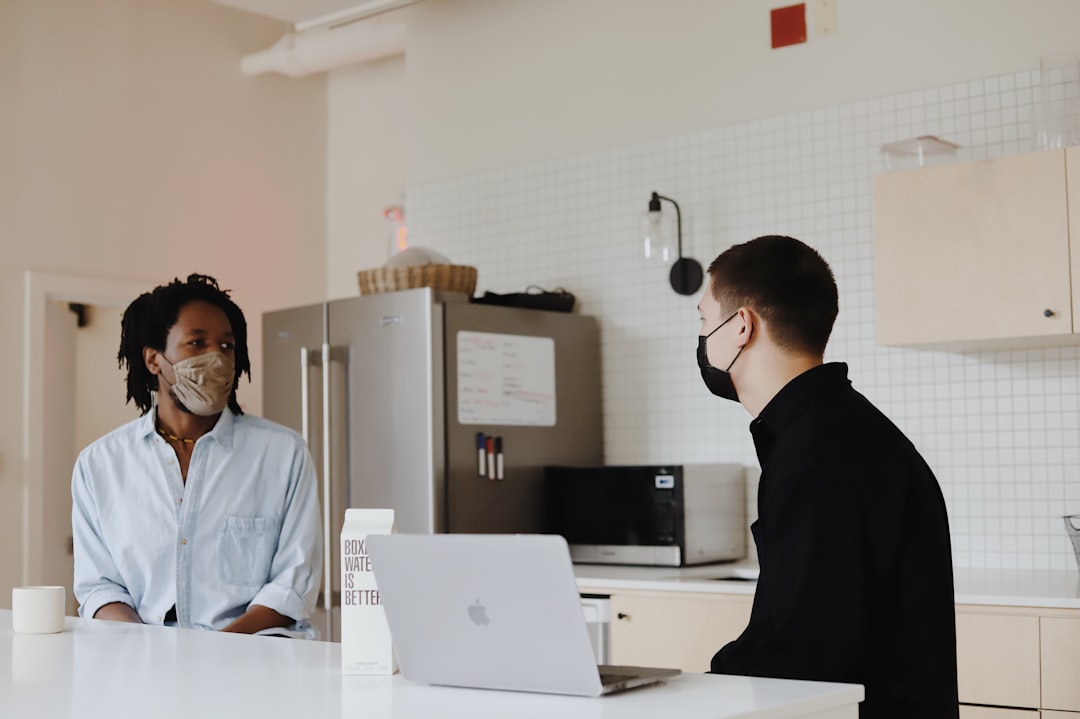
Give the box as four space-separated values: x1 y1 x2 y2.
159 351 235 416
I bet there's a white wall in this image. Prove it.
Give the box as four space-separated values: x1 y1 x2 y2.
405 64 1080 571
326 55 408 298
322 0 1080 570
402 0 1080 184
2 0 327 600
328 0 1080 284
327 0 1080 281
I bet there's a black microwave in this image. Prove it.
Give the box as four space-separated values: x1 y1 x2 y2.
544 464 746 566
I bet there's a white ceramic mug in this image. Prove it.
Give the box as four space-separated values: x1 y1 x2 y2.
11 586 66 634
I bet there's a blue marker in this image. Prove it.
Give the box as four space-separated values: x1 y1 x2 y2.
476 432 486 477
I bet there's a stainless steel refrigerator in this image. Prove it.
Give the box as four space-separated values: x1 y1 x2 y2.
262 288 603 640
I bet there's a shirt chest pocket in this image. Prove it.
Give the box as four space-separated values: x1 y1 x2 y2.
219 516 279 587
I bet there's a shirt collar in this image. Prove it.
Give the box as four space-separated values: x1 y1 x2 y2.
137 403 236 450
136 409 157 442
749 362 850 468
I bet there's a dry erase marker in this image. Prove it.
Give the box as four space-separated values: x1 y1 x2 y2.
486 437 495 480
476 432 486 476
495 436 504 481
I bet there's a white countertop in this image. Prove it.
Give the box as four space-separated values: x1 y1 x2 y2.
951 567 1080 609
575 562 760 595
1 610 862 719
574 562 1080 609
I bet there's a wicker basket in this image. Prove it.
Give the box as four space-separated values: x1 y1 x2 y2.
357 264 478 297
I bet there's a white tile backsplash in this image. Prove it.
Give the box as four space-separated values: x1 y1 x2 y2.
407 65 1080 571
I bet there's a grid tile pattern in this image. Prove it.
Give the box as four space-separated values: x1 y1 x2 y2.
407 66 1080 571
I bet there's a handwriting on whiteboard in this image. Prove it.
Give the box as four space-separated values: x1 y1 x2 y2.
457 331 556 426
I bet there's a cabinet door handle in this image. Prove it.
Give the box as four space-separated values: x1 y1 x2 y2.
1044 308 1056 317
617 612 630 620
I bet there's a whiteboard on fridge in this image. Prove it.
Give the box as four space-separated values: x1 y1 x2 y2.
456 331 556 426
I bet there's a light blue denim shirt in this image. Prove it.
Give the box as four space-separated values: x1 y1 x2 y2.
72 408 322 631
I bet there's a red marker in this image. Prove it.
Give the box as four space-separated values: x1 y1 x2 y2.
485 437 495 480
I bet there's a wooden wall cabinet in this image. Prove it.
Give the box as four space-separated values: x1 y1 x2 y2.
873 147 1080 349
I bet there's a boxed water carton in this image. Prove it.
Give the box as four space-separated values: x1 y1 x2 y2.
340 508 396 675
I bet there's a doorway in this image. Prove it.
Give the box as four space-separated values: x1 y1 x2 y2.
23 272 150 612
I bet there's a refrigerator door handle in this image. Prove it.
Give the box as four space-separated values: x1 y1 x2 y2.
300 347 311 447
320 341 333 641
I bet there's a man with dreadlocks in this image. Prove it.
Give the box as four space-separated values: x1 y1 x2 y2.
71 274 322 635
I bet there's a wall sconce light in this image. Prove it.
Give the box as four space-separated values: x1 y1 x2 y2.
643 191 703 295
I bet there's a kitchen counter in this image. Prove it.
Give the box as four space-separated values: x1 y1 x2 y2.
0 609 863 718
951 567 1080 609
575 561 760 595
574 563 1080 609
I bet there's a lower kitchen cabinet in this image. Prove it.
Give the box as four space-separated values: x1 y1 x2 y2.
1041 616 1080 712
580 584 1080 716
606 590 752 673
958 708 1038 719
956 608 1041 709
956 605 1080 716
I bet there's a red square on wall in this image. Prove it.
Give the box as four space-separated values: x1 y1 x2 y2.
771 3 807 49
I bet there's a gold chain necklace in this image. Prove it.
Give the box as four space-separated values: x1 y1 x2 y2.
157 426 196 445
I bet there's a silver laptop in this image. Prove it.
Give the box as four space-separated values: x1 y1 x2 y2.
366 533 681 697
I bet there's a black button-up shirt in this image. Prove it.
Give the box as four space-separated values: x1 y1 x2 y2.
711 362 959 719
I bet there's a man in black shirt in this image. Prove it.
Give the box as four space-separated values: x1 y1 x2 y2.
698 235 959 719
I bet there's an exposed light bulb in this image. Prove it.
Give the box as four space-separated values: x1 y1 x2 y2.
641 191 704 295
643 209 670 262
643 190 674 263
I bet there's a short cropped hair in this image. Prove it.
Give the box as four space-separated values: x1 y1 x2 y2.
117 273 250 415
707 235 838 356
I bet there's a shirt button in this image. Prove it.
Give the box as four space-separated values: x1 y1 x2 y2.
180 538 188 546
176 498 182 505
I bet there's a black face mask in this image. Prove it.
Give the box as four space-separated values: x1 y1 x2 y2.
697 311 749 402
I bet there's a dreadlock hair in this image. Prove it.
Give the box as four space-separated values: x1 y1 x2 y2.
117 273 250 416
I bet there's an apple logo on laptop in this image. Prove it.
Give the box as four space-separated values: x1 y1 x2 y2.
467 599 490 626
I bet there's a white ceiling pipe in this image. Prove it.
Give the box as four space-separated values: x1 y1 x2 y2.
294 0 422 33
240 17 406 77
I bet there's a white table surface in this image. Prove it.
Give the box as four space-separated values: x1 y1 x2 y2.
574 562 1080 609
1 609 862 719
